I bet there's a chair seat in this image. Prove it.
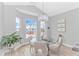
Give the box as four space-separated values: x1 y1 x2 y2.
32 41 48 56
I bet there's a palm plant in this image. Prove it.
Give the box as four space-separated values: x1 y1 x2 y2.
0 32 22 48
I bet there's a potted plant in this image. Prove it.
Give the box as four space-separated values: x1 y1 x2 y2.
0 32 22 48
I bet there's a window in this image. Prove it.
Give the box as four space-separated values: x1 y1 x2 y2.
40 20 46 39
24 18 37 39
16 17 20 31
40 15 48 39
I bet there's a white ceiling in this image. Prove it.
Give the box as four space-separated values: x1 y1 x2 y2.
4 2 79 16
33 2 79 16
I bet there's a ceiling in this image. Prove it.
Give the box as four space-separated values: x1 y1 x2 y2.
33 2 79 16
4 2 79 17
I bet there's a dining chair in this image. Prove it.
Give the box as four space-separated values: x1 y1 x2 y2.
49 34 63 55
32 41 48 56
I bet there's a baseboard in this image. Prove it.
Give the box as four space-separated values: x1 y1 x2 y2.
62 43 73 48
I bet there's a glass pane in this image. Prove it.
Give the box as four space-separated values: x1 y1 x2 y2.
16 17 20 31
24 18 37 41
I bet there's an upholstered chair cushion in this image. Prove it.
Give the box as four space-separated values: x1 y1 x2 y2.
48 37 62 55
32 41 48 56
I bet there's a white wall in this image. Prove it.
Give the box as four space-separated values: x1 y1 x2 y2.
50 8 79 46
2 5 43 35
2 4 45 41
0 3 4 37
3 5 16 35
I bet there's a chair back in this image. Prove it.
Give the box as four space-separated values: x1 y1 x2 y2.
56 34 63 47
32 42 48 56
